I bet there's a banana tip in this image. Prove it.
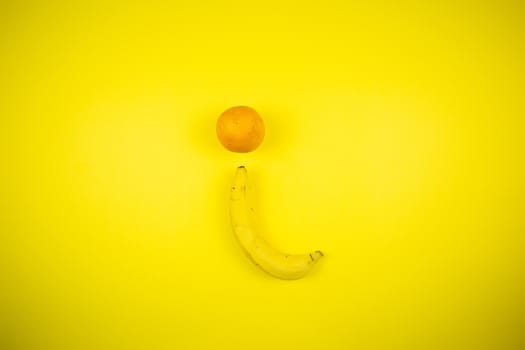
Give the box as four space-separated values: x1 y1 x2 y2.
310 250 324 262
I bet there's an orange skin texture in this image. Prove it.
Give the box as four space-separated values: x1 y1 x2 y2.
216 106 265 153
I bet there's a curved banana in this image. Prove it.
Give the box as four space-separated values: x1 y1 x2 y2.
229 165 323 280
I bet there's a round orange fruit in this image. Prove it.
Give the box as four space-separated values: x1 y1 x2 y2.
216 106 265 153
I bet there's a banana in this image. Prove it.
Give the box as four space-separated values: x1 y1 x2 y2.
229 165 323 280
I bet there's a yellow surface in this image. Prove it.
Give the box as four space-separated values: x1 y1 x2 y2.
1 1 524 349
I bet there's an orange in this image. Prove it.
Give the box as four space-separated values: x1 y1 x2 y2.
216 106 265 153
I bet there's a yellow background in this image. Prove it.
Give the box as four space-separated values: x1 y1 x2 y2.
1 1 524 349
